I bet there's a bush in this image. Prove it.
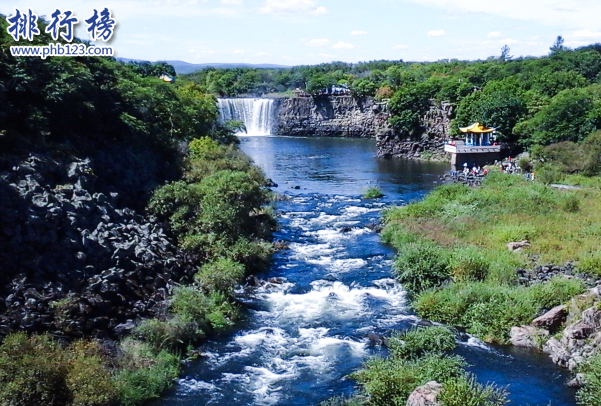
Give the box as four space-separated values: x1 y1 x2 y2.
393 242 451 294
561 193 581 212
114 339 180 406
577 352 601 405
578 251 601 276
0 334 117 406
414 277 584 343
134 316 203 351
352 354 466 406
171 286 238 330
66 341 116 406
0 333 71 406
449 246 490 283
195 258 246 293
363 186 385 199
439 374 508 406
388 326 457 359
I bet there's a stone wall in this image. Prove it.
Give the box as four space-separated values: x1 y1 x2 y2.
274 96 390 137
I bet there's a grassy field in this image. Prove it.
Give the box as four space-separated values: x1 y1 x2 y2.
384 171 601 267
381 171 601 343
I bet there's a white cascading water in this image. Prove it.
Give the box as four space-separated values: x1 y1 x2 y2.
217 98 276 136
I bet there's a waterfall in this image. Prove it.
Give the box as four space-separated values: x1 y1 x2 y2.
217 98 276 136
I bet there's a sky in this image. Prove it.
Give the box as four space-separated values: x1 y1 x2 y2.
3 0 601 65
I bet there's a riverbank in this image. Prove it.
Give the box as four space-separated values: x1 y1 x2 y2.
376 169 601 404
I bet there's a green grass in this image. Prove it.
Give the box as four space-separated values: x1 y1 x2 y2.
362 186 385 199
384 171 601 266
351 326 507 406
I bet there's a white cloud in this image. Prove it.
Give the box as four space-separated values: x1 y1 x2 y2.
233 50 245 54
392 44 409 49
332 41 355 50
350 30 368 36
500 38 518 45
259 0 328 15
319 53 334 57
570 30 601 39
256 52 270 56
487 31 502 38
403 0 601 31
305 38 330 47
221 0 242 4
427 29 445 37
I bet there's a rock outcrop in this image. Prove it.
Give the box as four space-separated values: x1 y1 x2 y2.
0 153 194 338
376 101 454 159
406 381 442 406
511 286 601 371
275 96 390 137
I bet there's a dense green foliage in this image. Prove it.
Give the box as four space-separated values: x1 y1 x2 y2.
577 352 601 405
184 39 601 145
0 14 275 405
350 326 507 406
382 172 597 342
0 17 224 153
362 186 385 199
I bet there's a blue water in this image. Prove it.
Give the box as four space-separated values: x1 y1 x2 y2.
156 136 576 406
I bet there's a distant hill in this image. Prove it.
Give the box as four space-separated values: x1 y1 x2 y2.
117 58 291 75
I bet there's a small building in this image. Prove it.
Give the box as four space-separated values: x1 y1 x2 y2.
444 122 501 166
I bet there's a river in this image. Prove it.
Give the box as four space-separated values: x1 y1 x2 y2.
156 136 576 406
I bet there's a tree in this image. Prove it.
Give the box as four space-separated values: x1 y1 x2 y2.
500 45 513 61
550 35 566 54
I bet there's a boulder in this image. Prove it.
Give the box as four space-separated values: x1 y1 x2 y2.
582 307 601 329
543 338 571 367
510 325 549 347
531 305 568 332
406 381 443 406
507 240 530 251
564 322 595 340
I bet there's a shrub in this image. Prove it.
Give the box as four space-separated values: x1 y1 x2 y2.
0 334 118 406
388 326 457 359
66 341 116 406
195 258 246 293
535 164 563 185
449 246 490 283
0 333 71 406
578 251 601 276
577 352 601 405
518 156 533 173
114 339 180 406
393 242 451 294
171 287 238 330
134 316 203 351
439 374 508 406
363 186 385 199
414 278 584 343
561 194 581 212
352 354 466 406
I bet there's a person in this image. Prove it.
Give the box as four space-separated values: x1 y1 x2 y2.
472 165 478 176
483 168 488 175
463 163 469 175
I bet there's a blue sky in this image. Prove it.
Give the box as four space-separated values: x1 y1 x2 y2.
4 0 601 65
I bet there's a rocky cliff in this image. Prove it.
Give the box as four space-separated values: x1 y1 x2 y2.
376 101 455 159
273 96 454 159
274 96 389 138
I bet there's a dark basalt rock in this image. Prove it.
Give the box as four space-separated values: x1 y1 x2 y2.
0 153 196 339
